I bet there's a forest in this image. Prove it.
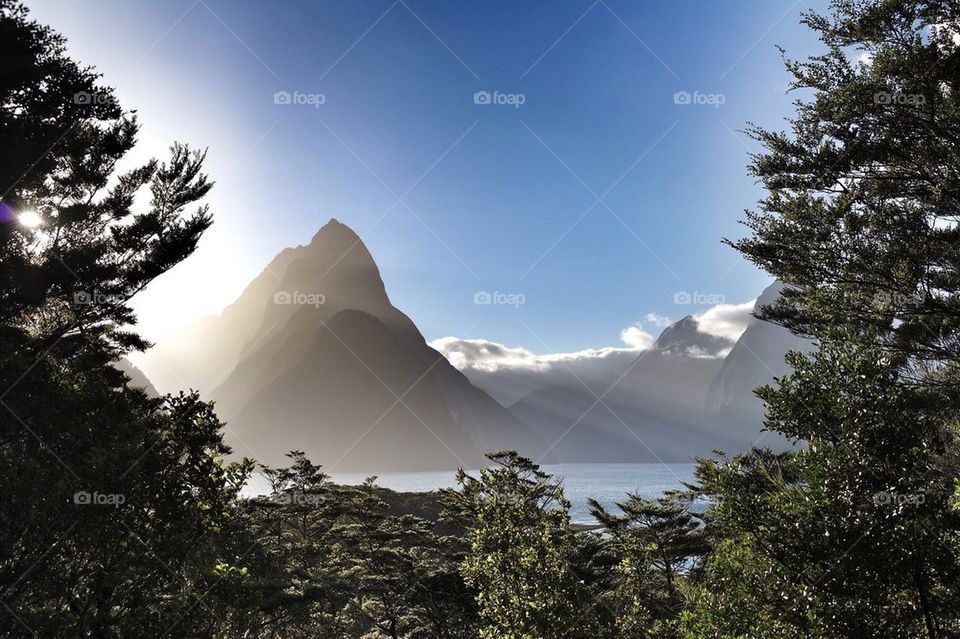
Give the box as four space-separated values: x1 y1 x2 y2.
2 0 960 637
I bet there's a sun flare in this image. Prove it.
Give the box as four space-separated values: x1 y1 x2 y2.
18 209 42 228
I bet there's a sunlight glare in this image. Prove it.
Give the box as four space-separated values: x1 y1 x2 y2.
18 209 42 228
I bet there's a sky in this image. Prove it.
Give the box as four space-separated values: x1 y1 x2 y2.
27 0 829 358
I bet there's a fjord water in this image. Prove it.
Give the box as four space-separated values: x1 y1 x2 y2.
245 463 698 525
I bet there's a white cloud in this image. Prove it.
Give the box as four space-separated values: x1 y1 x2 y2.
643 312 673 328
429 327 653 405
430 299 756 405
692 299 755 343
620 325 655 349
431 329 648 375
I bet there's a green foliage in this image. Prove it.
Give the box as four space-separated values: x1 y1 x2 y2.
234 452 476 639
684 339 960 638
730 0 960 361
683 2 960 638
0 2 248 636
444 452 597 639
591 493 708 638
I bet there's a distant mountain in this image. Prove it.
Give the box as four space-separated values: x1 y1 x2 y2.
508 317 735 463
113 358 158 397
501 285 809 462
704 282 813 447
652 315 734 357
142 219 547 471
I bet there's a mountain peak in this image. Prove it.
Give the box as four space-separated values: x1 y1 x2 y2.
654 315 733 357
756 280 786 309
310 217 361 247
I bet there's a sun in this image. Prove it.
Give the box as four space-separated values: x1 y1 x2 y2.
18 209 42 228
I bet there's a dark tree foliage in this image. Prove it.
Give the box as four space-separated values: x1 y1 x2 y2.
235 452 477 639
686 2 960 638
0 2 251 637
590 493 708 637
731 0 960 365
685 339 960 638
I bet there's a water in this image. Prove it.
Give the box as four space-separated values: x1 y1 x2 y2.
244 463 698 525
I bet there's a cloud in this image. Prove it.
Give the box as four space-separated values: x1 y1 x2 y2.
430 298 755 405
644 312 673 328
431 331 647 375
692 299 755 343
620 325 655 349
429 330 650 405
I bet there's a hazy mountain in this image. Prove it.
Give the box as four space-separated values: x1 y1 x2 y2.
502 286 810 462
508 317 735 463
143 219 547 471
652 315 735 357
113 358 158 397
704 281 813 446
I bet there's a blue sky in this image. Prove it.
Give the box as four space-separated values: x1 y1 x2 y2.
29 0 827 354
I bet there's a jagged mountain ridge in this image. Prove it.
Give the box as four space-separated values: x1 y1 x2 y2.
704 282 813 446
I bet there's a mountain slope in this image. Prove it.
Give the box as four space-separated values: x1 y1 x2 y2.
508 318 734 463
145 219 546 470
704 282 813 446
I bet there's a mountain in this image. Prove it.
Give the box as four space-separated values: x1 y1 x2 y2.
508 317 736 463
704 282 813 446
141 219 547 471
652 315 735 357
113 358 158 397
502 285 809 462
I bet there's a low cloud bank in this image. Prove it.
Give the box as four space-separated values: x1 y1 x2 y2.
430 299 756 405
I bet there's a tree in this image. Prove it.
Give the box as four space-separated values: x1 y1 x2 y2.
731 0 960 365
683 338 960 638
680 2 960 637
590 493 708 638
236 452 477 639
443 452 597 639
0 2 251 636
